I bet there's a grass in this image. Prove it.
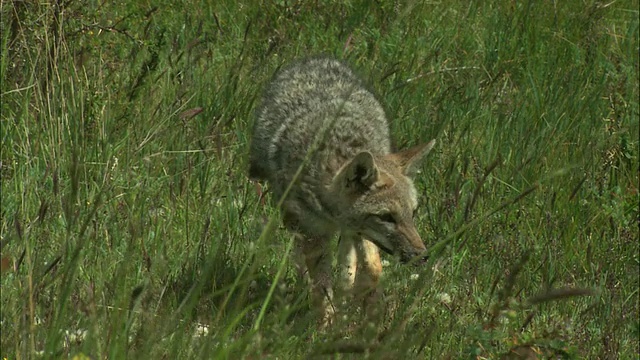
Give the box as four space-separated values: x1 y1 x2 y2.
1 0 638 358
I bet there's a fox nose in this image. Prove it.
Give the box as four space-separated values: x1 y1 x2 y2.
400 248 428 264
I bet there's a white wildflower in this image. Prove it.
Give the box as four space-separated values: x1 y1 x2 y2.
436 292 452 305
193 323 209 338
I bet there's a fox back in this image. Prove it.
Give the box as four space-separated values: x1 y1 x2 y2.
249 58 390 183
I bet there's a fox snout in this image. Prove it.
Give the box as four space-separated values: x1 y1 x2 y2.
363 220 428 264
398 241 428 264
399 247 428 264
395 222 428 264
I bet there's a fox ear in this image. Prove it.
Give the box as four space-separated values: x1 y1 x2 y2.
387 139 436 177
342 151 379 190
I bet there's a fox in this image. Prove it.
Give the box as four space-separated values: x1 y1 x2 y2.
248 57 436 326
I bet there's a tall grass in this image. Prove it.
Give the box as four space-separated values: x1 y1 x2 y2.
1 1 638 358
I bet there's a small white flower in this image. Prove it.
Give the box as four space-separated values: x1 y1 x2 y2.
33 316 44 326
436 292 452 305
110 157 119 180
410 273 419 280
64 328 88 347
381 259 390 267
193 323 209 338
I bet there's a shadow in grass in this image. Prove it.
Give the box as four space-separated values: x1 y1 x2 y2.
160 244 312 335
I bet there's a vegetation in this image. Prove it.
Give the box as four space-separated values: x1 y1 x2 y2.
2 1 638 358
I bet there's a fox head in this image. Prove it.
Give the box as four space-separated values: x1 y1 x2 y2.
330 140 436 263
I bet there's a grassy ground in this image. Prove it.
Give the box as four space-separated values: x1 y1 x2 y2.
1 1 638 358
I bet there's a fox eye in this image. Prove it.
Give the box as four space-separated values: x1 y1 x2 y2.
378 213 396 224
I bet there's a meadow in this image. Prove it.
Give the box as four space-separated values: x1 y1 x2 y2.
1 1 638 358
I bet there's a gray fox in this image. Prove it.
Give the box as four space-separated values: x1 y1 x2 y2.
249 57 435 325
